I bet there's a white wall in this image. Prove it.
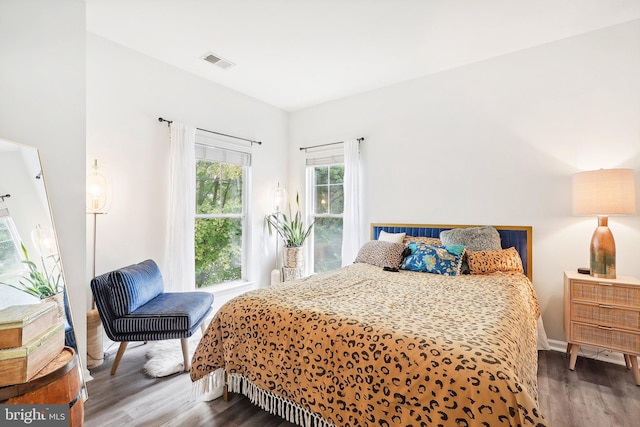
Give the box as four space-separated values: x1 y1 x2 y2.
289 20 640 342
86 35 288 289
0 1 87 364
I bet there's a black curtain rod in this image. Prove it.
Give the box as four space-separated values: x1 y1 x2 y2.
158 117 262 146
299 137 364 152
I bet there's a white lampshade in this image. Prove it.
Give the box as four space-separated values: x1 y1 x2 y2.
87 159 112 213
572 169 636 216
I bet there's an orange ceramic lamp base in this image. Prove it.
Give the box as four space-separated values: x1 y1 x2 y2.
590 216 616 279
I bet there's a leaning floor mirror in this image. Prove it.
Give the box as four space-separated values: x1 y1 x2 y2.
0 138 87 407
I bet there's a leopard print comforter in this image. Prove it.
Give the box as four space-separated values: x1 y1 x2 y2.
191 263 545 426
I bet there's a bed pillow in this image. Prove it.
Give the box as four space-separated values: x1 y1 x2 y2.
377 230 406 243
355 241 406 268
440 226 501 274
402 236 442 246
400 243 465 276
467 247 524 275
439 226 502 251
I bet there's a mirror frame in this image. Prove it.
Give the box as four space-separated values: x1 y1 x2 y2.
0 138 87 400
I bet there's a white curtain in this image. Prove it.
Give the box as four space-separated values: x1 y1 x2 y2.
165 122 196 292
341 139 362 266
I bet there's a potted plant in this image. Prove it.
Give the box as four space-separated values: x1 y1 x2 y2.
1 243 64 317
265 192 314 269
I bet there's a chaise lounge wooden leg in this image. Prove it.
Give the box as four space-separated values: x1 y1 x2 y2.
111 342 128 375
181 338 190 372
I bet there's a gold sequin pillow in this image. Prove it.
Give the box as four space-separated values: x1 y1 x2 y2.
467 247 524 275
402 236 442 245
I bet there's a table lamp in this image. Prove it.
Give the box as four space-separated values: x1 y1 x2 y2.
572 168 636 279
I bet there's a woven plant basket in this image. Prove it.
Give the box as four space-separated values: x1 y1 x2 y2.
283 246 304 269
86 308 104 368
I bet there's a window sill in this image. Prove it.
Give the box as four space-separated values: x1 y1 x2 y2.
201 280 257 298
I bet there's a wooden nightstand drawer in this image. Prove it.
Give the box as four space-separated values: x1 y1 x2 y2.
571 280 640 308
572 302 640 330
571 322 640 354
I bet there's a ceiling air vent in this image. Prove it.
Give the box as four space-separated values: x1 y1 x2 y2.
202 52 235 70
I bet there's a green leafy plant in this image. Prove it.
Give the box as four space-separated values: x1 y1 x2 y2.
266 192 315 247
1 243 61 298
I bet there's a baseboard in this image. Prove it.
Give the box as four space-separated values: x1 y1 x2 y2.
546 338 627 367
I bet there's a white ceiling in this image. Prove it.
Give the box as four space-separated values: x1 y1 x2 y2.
86 0 640 112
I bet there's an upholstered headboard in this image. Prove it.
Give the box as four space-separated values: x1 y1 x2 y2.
371 223 533 282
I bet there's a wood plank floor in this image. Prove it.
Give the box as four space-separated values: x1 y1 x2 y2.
84 344 640 426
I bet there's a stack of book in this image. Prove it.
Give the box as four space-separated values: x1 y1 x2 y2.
0 302 64 387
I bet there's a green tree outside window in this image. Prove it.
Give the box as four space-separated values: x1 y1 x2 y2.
312 165 344 273
195 160 244 287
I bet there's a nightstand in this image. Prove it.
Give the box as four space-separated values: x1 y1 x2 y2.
564 271 640 385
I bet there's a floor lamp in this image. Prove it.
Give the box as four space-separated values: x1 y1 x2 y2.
86 159 111 368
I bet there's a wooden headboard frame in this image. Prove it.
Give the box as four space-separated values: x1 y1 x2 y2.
371 223 533 282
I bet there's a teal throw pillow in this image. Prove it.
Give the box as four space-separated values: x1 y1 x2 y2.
400 243 465 276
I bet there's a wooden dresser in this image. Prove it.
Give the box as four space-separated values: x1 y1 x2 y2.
564 271 640 385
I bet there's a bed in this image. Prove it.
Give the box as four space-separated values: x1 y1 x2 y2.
191 224 546 426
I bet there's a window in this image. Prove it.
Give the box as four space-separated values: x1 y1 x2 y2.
309 164 344 273
194 143 250 288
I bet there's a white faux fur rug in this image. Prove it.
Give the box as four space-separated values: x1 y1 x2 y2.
144 333 202 378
